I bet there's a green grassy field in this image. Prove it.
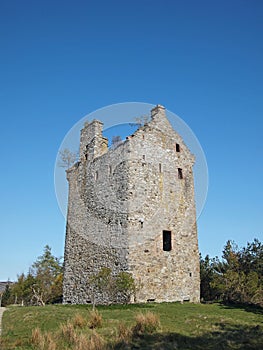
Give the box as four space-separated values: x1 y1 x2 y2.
1 302 262 349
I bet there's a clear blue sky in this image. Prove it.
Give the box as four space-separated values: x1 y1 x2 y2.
0 0 262 281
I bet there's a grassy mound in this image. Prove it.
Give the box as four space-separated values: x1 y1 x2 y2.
0 302 262 349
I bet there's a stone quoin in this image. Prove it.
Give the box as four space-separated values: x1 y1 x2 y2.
63 105 200 304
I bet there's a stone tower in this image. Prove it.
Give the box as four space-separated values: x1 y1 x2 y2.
63 105 200 304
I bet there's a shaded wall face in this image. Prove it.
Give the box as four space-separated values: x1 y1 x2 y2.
63 143 131 304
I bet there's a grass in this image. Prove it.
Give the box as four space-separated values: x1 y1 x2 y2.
0 302 262 349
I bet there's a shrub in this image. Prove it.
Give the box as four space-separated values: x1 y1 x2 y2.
132 312 160 335
89 309 103 329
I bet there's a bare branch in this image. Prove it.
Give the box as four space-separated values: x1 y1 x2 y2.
58 148 78 169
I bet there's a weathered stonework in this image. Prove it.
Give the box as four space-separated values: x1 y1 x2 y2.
63 105 200 304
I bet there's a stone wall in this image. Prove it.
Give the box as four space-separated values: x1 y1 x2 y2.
63 105 200 304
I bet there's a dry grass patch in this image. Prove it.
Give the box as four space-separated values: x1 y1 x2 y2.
72 313 87 329
89 331 105 350
132 311 160 335
89 309 103 329
31 328 57 350
117 322 132 343
73 333 89 350
59 321 77 345
32 327 45 349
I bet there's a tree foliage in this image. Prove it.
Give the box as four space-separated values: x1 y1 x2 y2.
89 268 135 308
200 238 263 307
4 245 63 306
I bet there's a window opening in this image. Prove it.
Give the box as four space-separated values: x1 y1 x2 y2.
95 171 98 180
109 165 112 174
159 163 162 173
142 155 145 160
163 230 172 251
178 168 183 179
176 143 180 152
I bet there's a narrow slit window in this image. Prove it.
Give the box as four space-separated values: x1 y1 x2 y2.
159 163 162 173
109 165 112 175
176 143 180 152
163 230 172 251
95 171 98 180
178 168 183 179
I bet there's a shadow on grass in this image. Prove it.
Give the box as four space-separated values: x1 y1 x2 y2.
113 323 263 350
61 303 155 311
219 302 263 316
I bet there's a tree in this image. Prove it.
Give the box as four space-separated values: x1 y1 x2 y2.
115 271 136 302
1 284 11 307
58 148 78 169
11 273 36 306
134 114 149 126
89 268 136 308
89 267 113 309
30 245 63 305
6 246 63 306
200 238 263 307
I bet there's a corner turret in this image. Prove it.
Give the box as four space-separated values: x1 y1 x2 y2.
79 120 108 162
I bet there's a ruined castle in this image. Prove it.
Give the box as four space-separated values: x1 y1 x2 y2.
63 105 200 304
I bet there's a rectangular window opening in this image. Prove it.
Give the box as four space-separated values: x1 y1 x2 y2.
95 171 98 180
109 165 112 175
159 163 162 173
178 168 183 179
176 143 180 152
163 230 172 251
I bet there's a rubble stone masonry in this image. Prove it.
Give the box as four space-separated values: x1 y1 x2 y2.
63 105 200 304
